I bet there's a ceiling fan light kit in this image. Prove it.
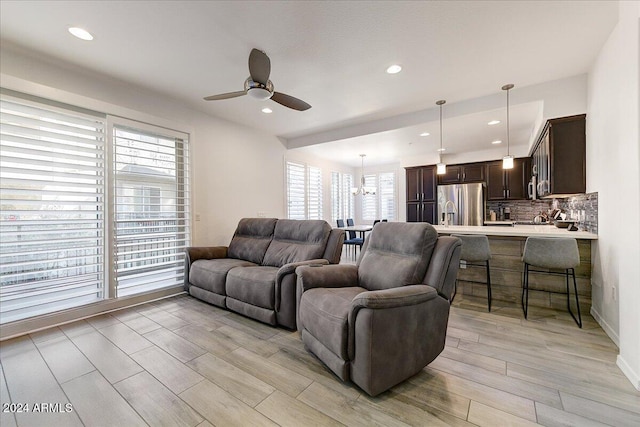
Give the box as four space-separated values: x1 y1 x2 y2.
204 48 311 111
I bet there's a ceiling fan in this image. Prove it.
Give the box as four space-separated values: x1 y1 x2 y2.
204 48 311 111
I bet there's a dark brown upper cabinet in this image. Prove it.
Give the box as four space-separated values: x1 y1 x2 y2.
531 114 586 198
486 158 528 200
437 162 485 185
406 165 437 224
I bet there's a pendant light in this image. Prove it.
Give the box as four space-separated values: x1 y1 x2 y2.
351 154 376 195
502 84 514 169
436 100 447 175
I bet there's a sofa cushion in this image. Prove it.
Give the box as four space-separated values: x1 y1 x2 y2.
226 266 278 309
189 258 257 295
299 286 365 359
357 223 437 291
263 219 331 267
228 218 277 265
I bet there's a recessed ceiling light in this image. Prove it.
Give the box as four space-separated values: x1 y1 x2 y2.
492 140 502 144
419 132 430 137
68 27 94 41
437 148 446 152
488 120 501 126
386 64 402 74
261 107 273 114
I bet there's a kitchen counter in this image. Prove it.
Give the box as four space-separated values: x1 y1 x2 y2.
434 223 596 312
434 224 598 240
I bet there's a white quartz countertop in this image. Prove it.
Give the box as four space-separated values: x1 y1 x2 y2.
433 224 598 240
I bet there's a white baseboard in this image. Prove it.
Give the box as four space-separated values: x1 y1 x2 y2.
617 355 640 391
590 308 639 391
590 306 619 347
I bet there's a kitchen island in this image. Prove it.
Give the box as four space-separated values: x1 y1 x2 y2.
434 224 597 314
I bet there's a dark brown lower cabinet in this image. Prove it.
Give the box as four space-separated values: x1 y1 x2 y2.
407 202 437 224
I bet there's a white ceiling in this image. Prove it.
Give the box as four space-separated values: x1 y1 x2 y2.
0 1 618 167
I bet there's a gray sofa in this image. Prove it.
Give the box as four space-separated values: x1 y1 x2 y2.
296 222 461 396
185 218 344 329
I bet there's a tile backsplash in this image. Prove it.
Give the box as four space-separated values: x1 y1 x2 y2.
558 192 598 234
486 192 598 234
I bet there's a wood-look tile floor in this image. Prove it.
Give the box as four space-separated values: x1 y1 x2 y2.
1 293 639 427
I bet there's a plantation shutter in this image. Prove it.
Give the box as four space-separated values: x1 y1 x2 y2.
0 92 106 323
362 174 378 221
331 171 354 222
379 172 396 220
113 124 190 297
307 166 322 220
286 161 306 219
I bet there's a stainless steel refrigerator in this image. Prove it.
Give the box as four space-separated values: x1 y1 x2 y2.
437 183 485 226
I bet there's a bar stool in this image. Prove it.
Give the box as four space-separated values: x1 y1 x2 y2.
451 234 492 311
522 237 582 328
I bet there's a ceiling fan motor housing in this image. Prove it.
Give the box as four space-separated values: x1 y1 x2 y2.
245 77 274 100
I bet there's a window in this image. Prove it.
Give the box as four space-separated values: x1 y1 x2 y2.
286 161 323 220
361 172 397 222
379 172 396 221
0 91 191 323
113 123 190 297
362 175 378 221
0 92 106 323
331 171 354 222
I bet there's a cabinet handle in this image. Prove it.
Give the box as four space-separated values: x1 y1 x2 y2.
421 192 424 201
507 189 510 198
457 173 460 180
463 172 466 180
416 193 419 201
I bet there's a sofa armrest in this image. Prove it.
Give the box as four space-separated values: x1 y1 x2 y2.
422 236 462 302
295 264 359 293
187 246 229 262
184 246 229 290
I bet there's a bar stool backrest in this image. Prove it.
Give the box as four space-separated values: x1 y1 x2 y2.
451 234 491 263
523 237 579 269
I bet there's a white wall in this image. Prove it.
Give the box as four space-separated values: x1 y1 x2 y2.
587 0 640 390
0 44 286 246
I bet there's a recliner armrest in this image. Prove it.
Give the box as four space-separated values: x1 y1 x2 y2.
277 259 330 283
296 264 358 293
350 285 439 310
275 259 330 312
347 285 445 361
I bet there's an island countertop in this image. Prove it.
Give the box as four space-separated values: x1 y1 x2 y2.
433 224 598 240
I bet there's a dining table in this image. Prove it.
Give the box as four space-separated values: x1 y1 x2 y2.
336 225 373 240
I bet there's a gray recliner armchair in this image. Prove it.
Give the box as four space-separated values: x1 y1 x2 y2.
296 222 461 396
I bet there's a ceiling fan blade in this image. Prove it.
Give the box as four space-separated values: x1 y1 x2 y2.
248 48 271 85
203 91 247 101
271 92 311 111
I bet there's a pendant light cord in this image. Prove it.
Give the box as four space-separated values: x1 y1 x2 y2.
502 84 514 157
439 103 443 163
506 87 510 157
